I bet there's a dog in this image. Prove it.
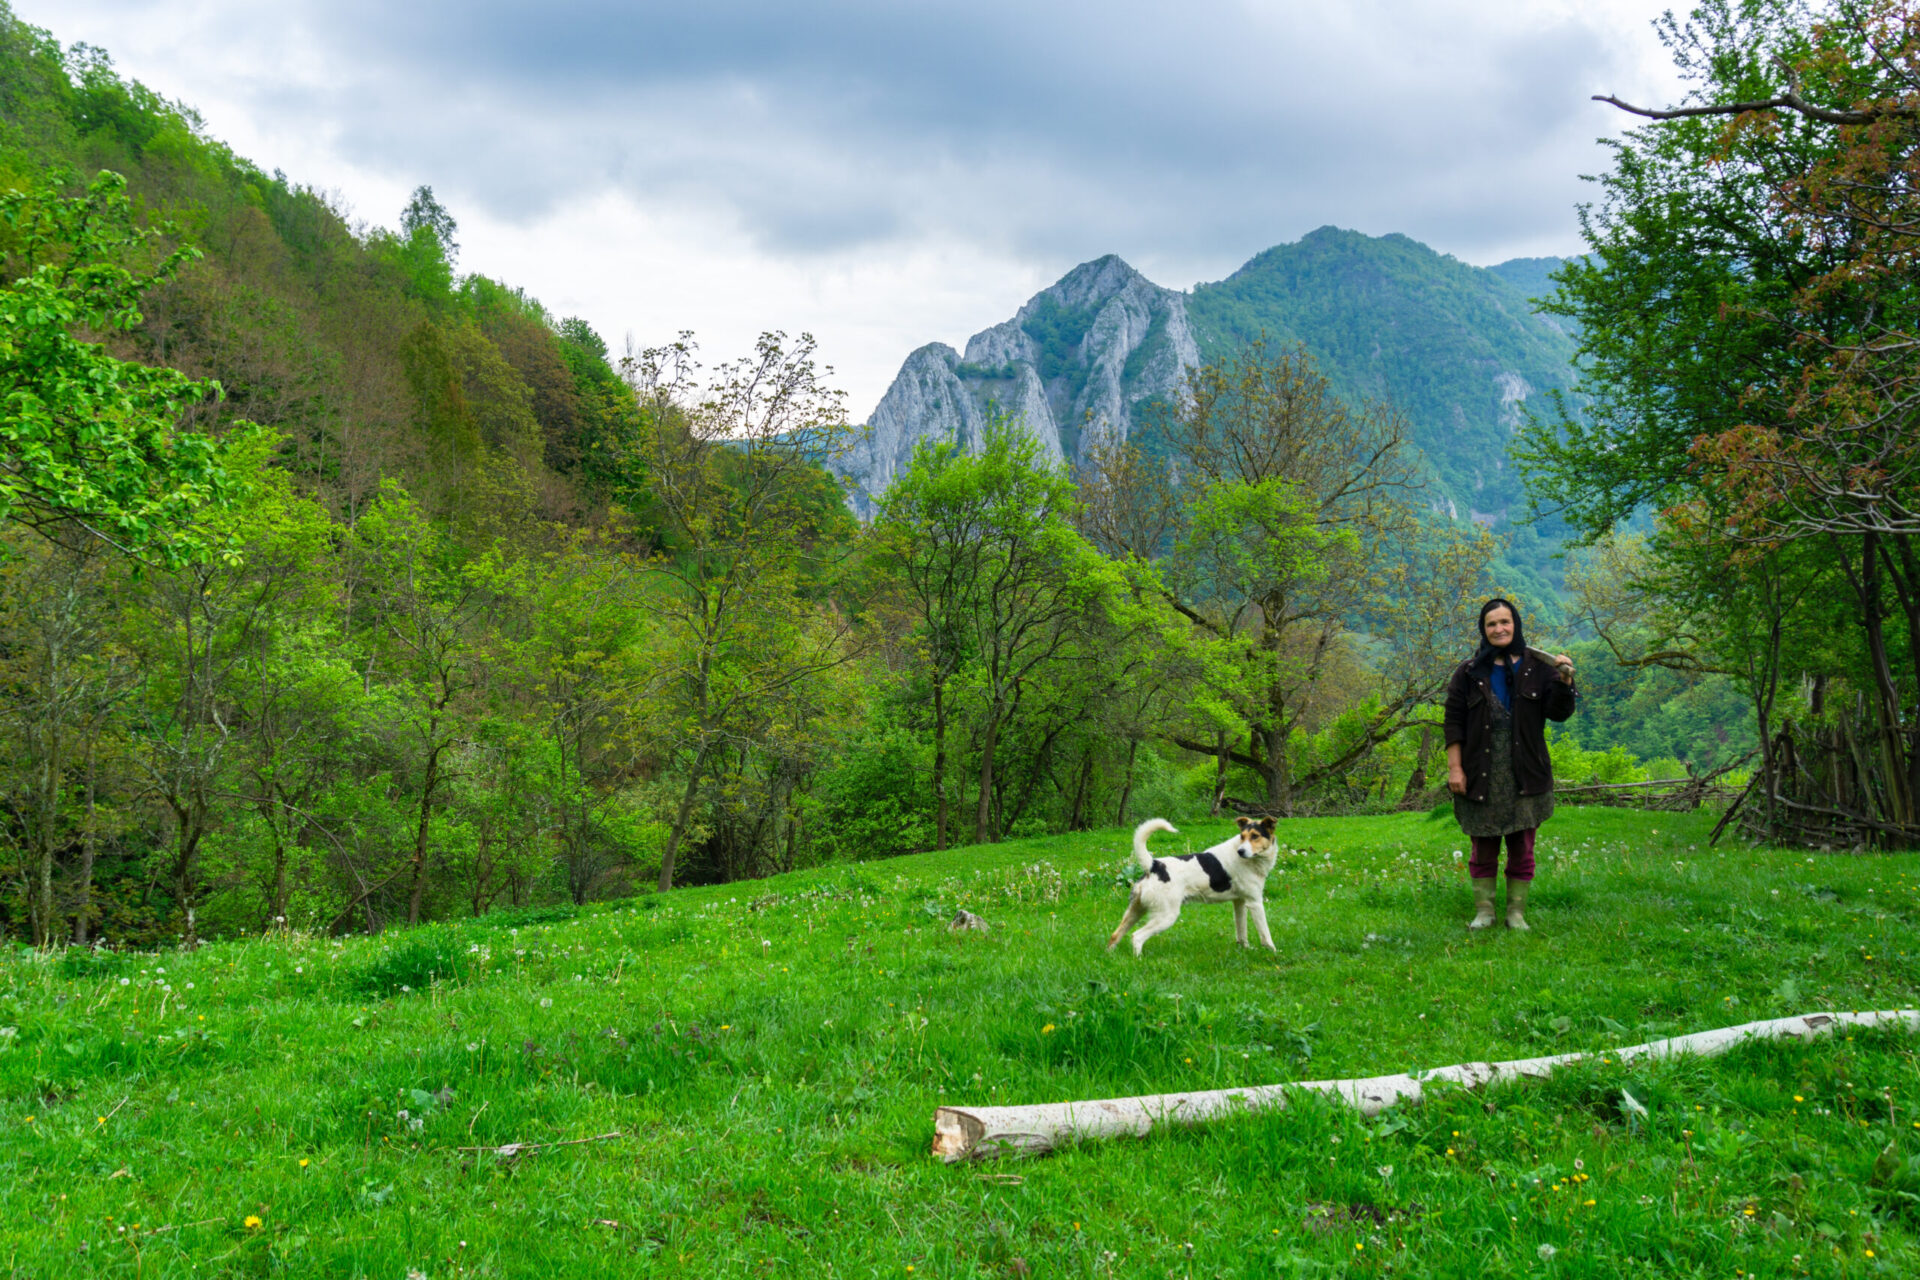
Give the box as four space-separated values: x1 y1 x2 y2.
1106 816 1280 956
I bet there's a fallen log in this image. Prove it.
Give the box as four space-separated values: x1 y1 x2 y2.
930 1009 1919 1162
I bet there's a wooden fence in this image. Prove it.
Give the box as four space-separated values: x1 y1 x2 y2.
1718 714 1920 851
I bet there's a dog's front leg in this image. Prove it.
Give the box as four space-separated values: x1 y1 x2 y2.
1249 898 1276 952
1234 900 1249 948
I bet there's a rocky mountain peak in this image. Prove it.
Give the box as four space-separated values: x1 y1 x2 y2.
837 253 1199 514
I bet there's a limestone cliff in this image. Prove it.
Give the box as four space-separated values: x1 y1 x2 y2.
840 254 1197 513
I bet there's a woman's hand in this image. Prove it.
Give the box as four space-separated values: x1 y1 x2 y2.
1552 653 1575 685
1447 764 1468 795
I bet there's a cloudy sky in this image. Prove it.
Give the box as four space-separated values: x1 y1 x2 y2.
17 0 1684 414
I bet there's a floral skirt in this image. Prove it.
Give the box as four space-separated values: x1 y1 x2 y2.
1454 703 1555 838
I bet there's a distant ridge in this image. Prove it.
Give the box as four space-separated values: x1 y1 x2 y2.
838 228 1580 598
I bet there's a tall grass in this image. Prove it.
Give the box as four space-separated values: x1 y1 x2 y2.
1 806 1917 1276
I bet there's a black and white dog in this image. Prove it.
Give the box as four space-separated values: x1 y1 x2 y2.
1106 816 1280 956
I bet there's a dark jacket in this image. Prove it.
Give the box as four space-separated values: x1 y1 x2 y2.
1442 646 1577 802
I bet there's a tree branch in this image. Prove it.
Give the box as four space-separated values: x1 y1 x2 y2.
1593 91 1914 126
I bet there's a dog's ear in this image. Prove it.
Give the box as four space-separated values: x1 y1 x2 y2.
1235 816 1253 831
1257 817 1276 838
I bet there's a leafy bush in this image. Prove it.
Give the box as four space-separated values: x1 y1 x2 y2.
55 946 129 980
803 726 936 861
1548 730 1648 786
475 904 577 930
350 926 472 998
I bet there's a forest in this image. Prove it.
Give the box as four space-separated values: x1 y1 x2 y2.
13 0 1913 950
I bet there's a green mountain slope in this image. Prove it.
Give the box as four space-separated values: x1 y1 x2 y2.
858 231 1587 610
0 5 637 525
1487 254 1573 311
1187 228 1578 534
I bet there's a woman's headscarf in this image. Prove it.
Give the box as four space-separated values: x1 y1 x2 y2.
1470 597 1527 672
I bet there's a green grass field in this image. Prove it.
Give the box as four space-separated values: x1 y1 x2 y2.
4 806 1920 1278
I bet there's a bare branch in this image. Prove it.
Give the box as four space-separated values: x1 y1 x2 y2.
1592 91 1914 126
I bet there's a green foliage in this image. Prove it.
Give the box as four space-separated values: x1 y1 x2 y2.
1522 3 1918 844
1546 728 1652 787
804 724 936 861
398 184 457 262
0 171 239 560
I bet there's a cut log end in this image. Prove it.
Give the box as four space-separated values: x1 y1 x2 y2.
931 1107 984 1161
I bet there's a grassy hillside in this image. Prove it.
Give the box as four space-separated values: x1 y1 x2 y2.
3 808 1918 1276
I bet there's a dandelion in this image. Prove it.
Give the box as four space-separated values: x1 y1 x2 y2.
1537 1243 1558 1261
244 1216 262 1230
1794 1095 1804 1103
539 997 552 1008
1041 1024 1055 1035
299 1159 309 1168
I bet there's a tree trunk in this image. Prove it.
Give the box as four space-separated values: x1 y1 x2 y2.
406 742 445 926
1262 721 1291 816
170 803 205 946
931 1010 1919 1162
472 824 493 918
657 743 711 891
974 709 1000 845
32 764 56 949
1114 739 1140 826
932 678 949 851
1399 725 1434 806
1209 732 1229 817
1859 533 1914 826
73 744 97 945
1066 748 1095 831
1880 534 1920 812
269 839 290 926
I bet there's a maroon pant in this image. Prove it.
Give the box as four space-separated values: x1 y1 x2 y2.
1469 828 1536 881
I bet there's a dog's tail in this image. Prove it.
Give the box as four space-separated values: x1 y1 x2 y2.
1131 818 1177 871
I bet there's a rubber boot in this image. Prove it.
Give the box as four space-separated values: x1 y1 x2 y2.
1505 877 1532 931
1467 878 1498 930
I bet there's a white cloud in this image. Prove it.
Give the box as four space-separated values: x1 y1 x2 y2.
11 0 1683 414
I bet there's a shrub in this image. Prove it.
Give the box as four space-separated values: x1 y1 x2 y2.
350 926 473 998
56 945 129 980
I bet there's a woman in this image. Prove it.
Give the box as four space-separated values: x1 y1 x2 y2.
1443 598 1577 931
